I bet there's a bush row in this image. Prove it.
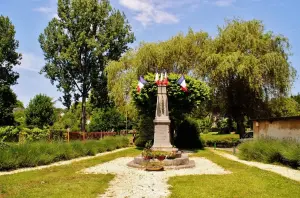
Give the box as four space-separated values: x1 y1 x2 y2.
238 138 300 169
0 126 49 142
201 133 240 148
0 136 129 171
0 126 20 142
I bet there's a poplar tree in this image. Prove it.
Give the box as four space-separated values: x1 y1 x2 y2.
39 0 135 132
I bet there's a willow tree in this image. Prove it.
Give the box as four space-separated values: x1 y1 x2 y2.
39 0 134 132
106 29 209 117
200 19 296 138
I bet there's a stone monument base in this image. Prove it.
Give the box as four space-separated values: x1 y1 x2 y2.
127 153 195 170
151 147 178 152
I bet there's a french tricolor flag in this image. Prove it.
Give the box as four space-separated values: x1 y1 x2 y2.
155 72 160 85
137 76 147 92
163 71 168 85
177 75 188 92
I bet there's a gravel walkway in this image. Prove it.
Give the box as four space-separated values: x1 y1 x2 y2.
0 148 129 176
211 149 300 182
82 157 231 198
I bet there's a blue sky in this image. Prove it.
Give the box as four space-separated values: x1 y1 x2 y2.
0 0 299 107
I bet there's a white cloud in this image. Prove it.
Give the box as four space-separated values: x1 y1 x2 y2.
214 0 236 7
118 0 200 26
34 0 57 18
17 53 45 72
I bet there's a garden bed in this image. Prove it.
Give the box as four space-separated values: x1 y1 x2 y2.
0 136 129 171
238 138 300 169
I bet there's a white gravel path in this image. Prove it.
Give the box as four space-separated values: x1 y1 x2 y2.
0 148 129 176
82 157 231 198
212 149 300 182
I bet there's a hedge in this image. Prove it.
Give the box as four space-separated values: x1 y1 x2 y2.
0 136 129 171
238 138 300 169
201 133 240 148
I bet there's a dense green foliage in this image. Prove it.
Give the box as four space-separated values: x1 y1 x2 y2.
238 138 300 168
0 86 17 126
201 19 296 138
88 108 125 132
19 128 49 142
25 94 55 128
39 0 134 132
291 93 300 105
268 97 300 117
0 136 129 171
174 118 204 149
201 132 240 148
0 15 21 87
0 126 19 142
132 73 210 147
13 109 25 128
106 29 209 117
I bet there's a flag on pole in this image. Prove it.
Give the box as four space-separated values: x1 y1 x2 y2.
163 70 168 85
177 75 188 92
160 72 164 85
155 71 160 85
137 76 147 92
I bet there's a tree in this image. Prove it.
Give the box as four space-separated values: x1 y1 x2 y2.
25 94 55 128
0 15 21 87
88 107 125 132
39 0 135 132
15 100 24 109
106 29 209 117
269 97 300 117
291 93 300 105
200 19 296 138
0 86 17 126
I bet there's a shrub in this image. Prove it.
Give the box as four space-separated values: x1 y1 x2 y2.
0 136 129 171
132 73 210 146
25 94 55 128
20 128 49 142
0 126 20 142
174 118 203 149
201 133 240 148
238 138 300 169
134 115 154 147
88 107 125 132
196 117 212 134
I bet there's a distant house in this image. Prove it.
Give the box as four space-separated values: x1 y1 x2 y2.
252 116 300 142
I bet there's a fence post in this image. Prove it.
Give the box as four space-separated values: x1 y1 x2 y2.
67 128 70 143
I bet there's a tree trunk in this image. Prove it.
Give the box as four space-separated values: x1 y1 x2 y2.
237 119 245 139
81 95 87 133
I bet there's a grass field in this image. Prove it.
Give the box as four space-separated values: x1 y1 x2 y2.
169 149 300 198
0 149 140 198
1 148 299 198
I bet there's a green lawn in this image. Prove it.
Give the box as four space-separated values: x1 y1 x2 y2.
169 149 300 198
0 148 140 198
1 148 299 198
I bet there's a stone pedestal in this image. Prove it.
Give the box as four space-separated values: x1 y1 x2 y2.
151 85 177 152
